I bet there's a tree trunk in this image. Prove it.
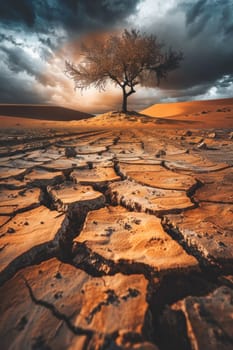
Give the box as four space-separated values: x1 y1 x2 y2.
121 86 136 113
122 89 127 113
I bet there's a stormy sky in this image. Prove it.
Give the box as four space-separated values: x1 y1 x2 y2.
0 0 232 113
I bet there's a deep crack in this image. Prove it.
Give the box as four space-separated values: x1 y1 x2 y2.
23 277 94 338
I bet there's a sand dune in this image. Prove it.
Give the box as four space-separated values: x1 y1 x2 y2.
141 97 233 128
0 104 93 121
0 98 232 131
75 97 233 129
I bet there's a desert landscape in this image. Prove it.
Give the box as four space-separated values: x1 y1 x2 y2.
0 98 232 350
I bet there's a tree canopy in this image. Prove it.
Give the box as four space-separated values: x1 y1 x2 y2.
65 29 183 112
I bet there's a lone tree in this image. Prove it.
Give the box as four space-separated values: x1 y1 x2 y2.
65 29 183 113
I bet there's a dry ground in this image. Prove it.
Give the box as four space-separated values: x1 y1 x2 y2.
0 98 232 350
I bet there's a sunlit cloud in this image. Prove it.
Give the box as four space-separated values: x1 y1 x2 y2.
0 0 232 113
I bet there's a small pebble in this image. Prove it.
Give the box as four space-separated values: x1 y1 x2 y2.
7 227 15 234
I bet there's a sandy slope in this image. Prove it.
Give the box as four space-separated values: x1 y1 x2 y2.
141 98 233 128
0 104 93 121
0 115 74 129
0 98 233 130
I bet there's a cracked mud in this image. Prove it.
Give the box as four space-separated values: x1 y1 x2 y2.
0 114 233 350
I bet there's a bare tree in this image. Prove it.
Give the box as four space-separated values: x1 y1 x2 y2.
65 29 183 113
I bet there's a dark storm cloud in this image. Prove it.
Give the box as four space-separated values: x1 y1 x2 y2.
0 0 36 28
186 0 207 25
0 64 51 104
183 0 233 86
0 45 51 86
1 46 37 75
146 0 233 101
60 0 141 31
0 0 232 108
183 0 233 38
0 0 142 32
0 0 141 104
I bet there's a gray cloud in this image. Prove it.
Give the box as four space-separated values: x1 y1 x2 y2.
0 0 36 28
0 0 142 105
186 0 208 25
183 0 233 38
0 0 142 33
141 0 233 101
0 62 51 104
0 46 49 86
0 33 24 47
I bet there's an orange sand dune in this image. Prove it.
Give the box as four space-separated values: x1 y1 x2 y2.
141 98 233 128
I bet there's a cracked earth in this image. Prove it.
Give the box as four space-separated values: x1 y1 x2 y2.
0 114 232 350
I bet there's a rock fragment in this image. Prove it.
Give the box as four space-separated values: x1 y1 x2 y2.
160 286 233 350
1 158 40 169
195 182 233 203
196 167 233 185
108 180 194 215
207 132 216 138
0 206 67 284
194 167 233 203
74 206 198 275
0 166 26 179
109 142 143 157
166 202 233 270
71 166 120 186
164 153 229 173
0 258 152 349
40 158 87 171
0 187 41 215
118 163 196 191
25 168 65 186
197 141 207 149
75 145 107 154
65 146 77 158
0 177 26 189
48 182 105 213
